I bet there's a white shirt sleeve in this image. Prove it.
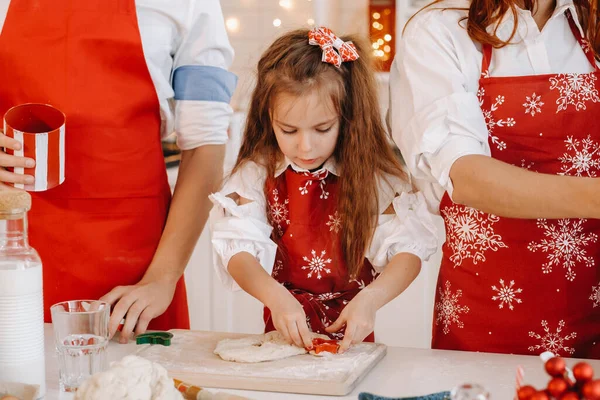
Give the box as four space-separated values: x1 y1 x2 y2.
208 161 277 291
389 8 490 200
171 0 237 150
367 176 442 271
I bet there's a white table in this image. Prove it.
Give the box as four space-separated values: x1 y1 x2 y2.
43 324 600 399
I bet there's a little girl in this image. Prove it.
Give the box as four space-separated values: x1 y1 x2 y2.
209 27 440 352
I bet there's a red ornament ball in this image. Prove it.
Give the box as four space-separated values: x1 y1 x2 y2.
530 391 550 400
573 362 594 383
582 379 600 400
517 385 537 400
548 377 569 397
545 357 567 377
558 392 579 400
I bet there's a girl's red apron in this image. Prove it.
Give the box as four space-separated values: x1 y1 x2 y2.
0 0 189 329
434 11 600 357
264 167 376 341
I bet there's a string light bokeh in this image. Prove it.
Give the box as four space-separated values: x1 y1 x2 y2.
223 0 396 71
369 0 396 71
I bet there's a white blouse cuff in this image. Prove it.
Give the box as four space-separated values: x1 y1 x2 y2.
175 101 232 150
367 192 441 271
427 135 489 199
209 193 277 291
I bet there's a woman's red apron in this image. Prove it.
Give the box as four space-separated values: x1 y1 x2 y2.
434 11 600 357
264 167 376 341
0 0 189 329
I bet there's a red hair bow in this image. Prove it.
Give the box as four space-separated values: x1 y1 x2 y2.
308 27 359 68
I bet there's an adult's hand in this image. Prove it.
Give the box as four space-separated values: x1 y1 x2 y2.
100 276 177 344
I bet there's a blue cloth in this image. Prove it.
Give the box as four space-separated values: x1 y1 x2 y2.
358 392 451 400
172 65 237 103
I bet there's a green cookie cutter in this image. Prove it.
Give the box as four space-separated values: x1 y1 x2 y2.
135 331 174 346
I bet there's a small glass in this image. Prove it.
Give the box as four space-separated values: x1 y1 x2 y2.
50 300 110 392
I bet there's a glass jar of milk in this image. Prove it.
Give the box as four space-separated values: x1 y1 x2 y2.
0 190 45 399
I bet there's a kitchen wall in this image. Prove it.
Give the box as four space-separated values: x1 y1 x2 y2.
179 0 442 349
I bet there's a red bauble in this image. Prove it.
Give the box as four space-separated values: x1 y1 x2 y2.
517 385 537 400
573 362 594 383
530 391 550 400
545 357 567 377
558 392 579 400
582 380 600 400
548 377 569 397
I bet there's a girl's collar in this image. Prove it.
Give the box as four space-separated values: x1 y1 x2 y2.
274 156 339 177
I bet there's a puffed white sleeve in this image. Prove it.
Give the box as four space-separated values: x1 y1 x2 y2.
367 176 442 271
208 162 277 291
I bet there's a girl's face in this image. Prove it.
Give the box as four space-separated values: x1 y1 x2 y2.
271 89 340 171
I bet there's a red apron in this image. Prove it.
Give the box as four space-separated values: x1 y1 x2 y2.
264 167 376 341
0 0 189 329
434 11 600 358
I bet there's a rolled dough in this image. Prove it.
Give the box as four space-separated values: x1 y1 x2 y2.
214 331 331 363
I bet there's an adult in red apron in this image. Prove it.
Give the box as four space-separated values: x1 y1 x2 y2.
263 167 376 341
434 11 600 358
0 0 189 329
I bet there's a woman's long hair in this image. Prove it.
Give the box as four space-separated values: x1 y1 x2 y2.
408 0 599 58
231 29 406 279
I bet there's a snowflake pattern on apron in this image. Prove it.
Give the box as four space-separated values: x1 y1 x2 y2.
434 11 600 358
263 166 376 341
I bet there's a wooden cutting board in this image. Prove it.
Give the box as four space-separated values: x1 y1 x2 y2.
136 330 386 396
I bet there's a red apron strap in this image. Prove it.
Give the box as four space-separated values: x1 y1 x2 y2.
481 43 494 77
565 9 599 71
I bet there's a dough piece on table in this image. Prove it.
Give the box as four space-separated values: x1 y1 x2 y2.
214 331 331 363
74 355 183 400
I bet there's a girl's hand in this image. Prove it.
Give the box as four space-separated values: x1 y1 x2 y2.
266 285 314 349
326 290 377 353
0 130 35 185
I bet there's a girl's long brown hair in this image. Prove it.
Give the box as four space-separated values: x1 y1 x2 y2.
231 29 406 279
408 0 599 58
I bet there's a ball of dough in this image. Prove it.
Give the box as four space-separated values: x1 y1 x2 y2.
74 355 183 400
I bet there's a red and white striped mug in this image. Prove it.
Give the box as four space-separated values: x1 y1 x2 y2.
3 103 65 191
